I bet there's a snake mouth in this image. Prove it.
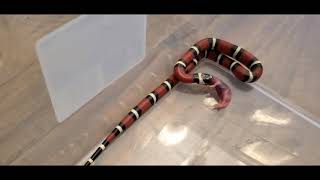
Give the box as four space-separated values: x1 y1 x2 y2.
209 80 232 110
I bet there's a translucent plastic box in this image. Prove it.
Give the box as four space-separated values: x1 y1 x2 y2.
34 15 320 165
36 15 146 122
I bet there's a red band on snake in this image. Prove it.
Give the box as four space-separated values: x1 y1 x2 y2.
84 37 263 166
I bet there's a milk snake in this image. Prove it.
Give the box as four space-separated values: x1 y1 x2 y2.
84 37 263 166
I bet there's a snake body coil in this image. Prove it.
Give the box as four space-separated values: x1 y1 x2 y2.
84 37 263 166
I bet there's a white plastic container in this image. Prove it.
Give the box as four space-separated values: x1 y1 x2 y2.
36 15 147 123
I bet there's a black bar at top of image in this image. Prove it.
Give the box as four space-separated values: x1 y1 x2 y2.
0 0 320 14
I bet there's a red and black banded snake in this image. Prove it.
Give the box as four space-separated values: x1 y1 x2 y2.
84 37 263 166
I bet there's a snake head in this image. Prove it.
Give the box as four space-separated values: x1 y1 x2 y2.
209 78 232 110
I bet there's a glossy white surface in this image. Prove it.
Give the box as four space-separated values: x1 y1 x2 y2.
36 15 146 122
75 15 320 165
76 60 320 165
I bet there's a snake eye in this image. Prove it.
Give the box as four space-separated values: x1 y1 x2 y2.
201 73 213 84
